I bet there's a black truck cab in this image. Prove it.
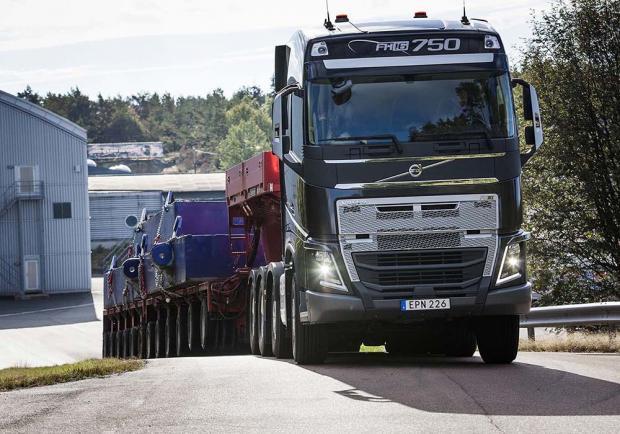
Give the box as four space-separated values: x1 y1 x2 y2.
271 16 544 364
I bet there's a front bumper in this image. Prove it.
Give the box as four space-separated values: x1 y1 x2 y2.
302 281 531 324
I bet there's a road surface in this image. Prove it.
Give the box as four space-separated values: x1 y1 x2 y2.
1 352 618 433
0 279 102 369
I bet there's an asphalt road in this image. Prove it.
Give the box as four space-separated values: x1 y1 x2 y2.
1 352 618 433
0 280 102 369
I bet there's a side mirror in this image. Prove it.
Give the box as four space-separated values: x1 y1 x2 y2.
272 92 288 157
512 79 544 165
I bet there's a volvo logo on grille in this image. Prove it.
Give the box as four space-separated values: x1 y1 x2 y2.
408 164 423 178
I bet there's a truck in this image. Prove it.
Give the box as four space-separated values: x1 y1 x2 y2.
102 11 544 365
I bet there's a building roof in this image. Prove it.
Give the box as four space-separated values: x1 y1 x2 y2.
300 17 498 41
88 173 226 193
0 90 87 140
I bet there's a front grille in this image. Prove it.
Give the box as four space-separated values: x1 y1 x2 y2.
354 248 486 293
377 233 461 250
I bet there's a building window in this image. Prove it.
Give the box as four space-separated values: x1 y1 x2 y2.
53 202 72 219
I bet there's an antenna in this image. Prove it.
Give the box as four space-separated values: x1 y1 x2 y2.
461 0 470 25
324 0 335 31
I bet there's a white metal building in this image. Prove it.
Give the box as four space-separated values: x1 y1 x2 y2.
88 173 225 247
0 91 91 296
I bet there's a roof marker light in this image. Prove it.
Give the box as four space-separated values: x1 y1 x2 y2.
414 11 428 18
484 35 501 49
311 41 329 57
335 14 349 23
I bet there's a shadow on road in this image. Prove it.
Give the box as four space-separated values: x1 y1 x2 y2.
0 292 99 330
298 352 620 416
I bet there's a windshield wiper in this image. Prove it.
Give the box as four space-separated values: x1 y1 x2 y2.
319 134 403 154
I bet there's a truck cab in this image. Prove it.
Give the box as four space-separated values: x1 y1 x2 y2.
269 15 544 364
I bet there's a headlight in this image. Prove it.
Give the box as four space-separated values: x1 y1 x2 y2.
496 242 523 286
313 250 347 291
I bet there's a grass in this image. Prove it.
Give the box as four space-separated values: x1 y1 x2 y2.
362 333 619 354
519 333 619 353
0 358 144 392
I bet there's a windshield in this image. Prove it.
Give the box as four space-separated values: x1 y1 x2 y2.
307 72 516 144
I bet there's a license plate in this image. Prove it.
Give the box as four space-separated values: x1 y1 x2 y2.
400 298 451 311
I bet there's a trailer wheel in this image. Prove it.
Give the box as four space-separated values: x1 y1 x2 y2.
258 277 273 357
290 272 327 365
146 321 155 359
165 305 176 358
271 284 291 358
111 331 117 357
200 297 209 351
137 324 146 359
248 275 260 355
176 303 188 357
475 315 519 364
187 301 201 354
130 327 139 358
102 332 109 358
155 309 165 358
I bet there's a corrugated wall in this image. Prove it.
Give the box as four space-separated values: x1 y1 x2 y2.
89 191 162 242
0 98 91 295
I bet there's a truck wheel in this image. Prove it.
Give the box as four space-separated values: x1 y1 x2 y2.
187 302 201 354
258 278 273 357
475 315 519 364
200 297 209 351
115 331 122 358
271 285 291 358
290 273 327 365
248 276 260 355
146 321 155 359
176 304 187 357
165 305 176 358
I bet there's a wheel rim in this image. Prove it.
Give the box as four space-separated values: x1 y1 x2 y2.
201 299 207 349
250 284 257 344
272 294 278 345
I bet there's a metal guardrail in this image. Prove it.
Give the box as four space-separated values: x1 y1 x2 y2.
520 302 620 340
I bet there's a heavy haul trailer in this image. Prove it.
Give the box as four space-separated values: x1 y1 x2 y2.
102 198 265 359
241 13 545 364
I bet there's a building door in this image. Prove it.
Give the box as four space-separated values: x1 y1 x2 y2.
15 165 39 195
23 256 40 292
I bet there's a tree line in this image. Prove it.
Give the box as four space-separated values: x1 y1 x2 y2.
17 0 620 304
18 85 272 172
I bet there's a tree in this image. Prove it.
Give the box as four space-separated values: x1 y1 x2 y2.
217 97 271 169
520 0 620 303
17 86 42 105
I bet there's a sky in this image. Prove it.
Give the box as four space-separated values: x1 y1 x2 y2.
0 0 554 98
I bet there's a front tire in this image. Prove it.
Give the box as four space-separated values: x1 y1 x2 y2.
200 297 209 351
290 271 327 365
475 315 519 364
146 321 155 359
165 305 176 358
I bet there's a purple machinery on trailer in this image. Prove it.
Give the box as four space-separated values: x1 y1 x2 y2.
103 197 261 308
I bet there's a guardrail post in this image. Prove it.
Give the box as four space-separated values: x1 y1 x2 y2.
527 327 535 341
